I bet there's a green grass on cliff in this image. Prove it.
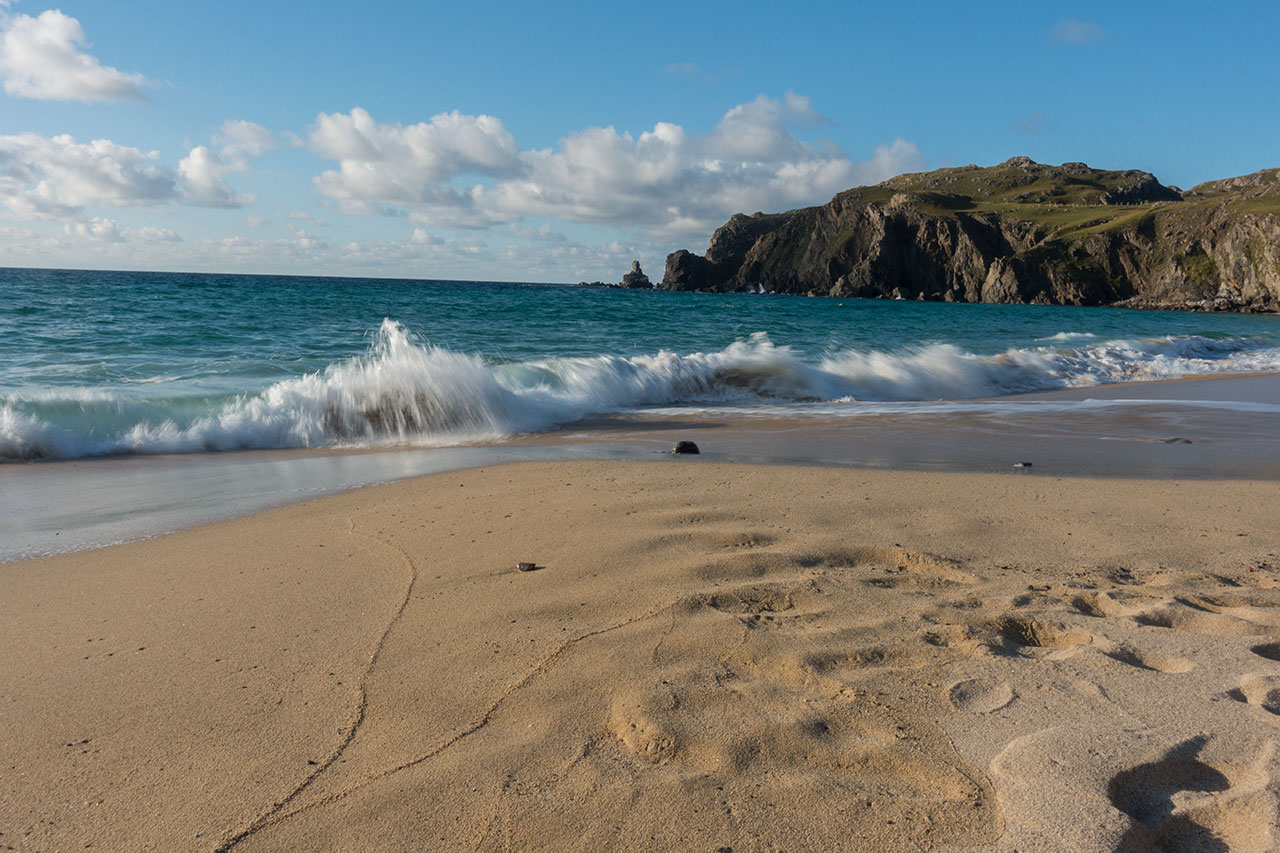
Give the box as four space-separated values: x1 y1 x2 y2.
834 159 1280 244
733 160 1280 272
881 159 1164 207
1231 195 1280 215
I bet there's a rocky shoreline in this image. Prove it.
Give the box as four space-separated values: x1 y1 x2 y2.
661 158 1280 312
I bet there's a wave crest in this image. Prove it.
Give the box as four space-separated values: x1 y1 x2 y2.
4 319 1278 460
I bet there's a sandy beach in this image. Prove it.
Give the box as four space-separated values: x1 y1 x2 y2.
4 456 1280 851
4 2 1280 848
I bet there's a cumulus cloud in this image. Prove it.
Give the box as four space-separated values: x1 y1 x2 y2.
0 129 264 216
65 216 121 241
178 228 505 277
410 226 443 245
309 107 520 215
510 222 568 242
64 216 180 243
214 120 277 166
131 224 180 243
309 94 923 239
0 132 175 217
1052 19 1105 44
0 7 151 101
176 121 275 208
178 145 251 208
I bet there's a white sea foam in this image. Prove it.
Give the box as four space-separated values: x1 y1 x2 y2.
1039 331 1099 342
3 319 1279 461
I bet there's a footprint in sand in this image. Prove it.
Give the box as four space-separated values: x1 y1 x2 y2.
1176 594 1280 630
1239 675 1280 718
1106 645 1195 674
998 614 1092 650
947 677 1014 713
697 584 796 627
1107 734 1275 851
1072 590 1141 618
1251 642 1280 662
858 547 980 590
1131 606 1264 637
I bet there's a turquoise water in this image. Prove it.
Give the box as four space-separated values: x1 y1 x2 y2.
3 266 1279 460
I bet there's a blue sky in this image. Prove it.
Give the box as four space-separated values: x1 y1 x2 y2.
1 0 1276 281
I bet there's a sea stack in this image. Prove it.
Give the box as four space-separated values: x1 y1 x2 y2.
620 260 652 288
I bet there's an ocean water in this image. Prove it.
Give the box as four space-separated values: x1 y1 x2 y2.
4 266 1280 462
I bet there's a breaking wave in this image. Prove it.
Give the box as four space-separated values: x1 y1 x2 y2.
4 319 1279 460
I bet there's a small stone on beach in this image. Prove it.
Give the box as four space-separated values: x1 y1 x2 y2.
1013 461 1033 468
516 562 538 572
672 441 700 455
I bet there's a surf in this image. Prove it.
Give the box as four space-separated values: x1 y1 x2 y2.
4 318 1279 461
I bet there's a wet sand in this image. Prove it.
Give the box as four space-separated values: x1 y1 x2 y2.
4 459 1280 851
4 371 1279 564
523 371 1280 479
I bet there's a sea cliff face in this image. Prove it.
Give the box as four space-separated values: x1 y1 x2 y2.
662 158 1280 312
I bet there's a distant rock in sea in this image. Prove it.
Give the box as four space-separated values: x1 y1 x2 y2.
575 261 654 289
661 158 1280 312
620 260 652 289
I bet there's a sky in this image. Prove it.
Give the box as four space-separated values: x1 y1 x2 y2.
0 0 1277 282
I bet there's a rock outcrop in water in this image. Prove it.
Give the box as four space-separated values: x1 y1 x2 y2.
621 260 652 289
662 158 1280 312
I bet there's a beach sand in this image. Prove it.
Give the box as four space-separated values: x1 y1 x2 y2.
4 459 1280 851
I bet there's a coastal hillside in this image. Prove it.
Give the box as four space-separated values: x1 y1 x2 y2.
661 157 1280 311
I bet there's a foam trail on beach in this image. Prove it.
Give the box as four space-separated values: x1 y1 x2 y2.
4 320 1280 460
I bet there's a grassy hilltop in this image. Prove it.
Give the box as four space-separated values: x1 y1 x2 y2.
662 158 1280 311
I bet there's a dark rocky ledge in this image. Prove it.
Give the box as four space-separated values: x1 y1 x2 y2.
661 158 1280 312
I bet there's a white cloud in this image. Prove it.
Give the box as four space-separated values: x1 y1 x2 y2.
309 95 923 240
496 235 656 282
0 132 175 217
178 145 251 208
859 138 925 183
0 130 265 216
309 107 520 217
287 225 326 250
65 216 121 241
214 120 276 166
0 8 151 101
179 121 276 208
286 210 326 225
338 199 406 217
131 225 180 243
705 92 828 160
1052 19 1105 44
511 222 568 242
63 216 180 243
179 229 503 276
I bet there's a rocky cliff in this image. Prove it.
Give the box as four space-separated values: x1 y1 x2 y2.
662 157 1280 312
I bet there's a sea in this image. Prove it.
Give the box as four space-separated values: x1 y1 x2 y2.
4 266 1280 561
4 266 1280 462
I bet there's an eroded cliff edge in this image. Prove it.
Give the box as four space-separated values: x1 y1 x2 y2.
662 157 1280 311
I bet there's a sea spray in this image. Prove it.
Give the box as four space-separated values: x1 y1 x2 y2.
4 317 1280 461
